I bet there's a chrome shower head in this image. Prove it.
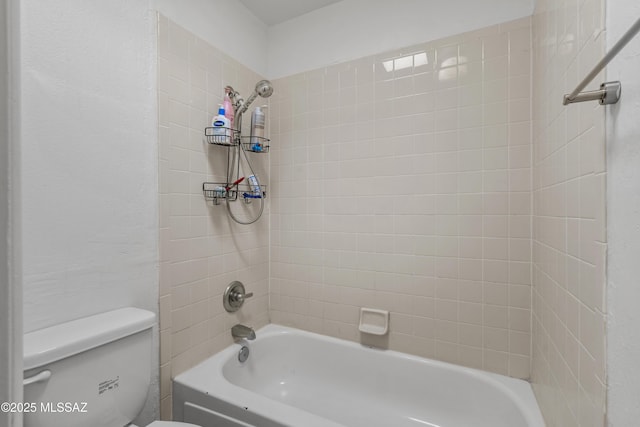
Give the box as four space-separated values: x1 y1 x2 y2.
255 80 273 98
235 80 274 115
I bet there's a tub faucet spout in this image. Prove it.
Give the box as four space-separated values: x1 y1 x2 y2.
232 324 256 340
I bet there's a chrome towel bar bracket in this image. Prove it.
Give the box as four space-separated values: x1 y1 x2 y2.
563 16 640 106
563 81 622 105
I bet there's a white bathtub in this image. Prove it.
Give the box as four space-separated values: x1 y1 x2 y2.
173 324 545 427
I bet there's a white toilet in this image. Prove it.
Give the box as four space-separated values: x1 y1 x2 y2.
23 307 199 427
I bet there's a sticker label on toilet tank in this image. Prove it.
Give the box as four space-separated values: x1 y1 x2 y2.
98 376 119 395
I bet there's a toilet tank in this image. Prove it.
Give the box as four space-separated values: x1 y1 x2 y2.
23 307 156 427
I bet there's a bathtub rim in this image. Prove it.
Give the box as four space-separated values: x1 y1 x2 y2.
173 323 545 427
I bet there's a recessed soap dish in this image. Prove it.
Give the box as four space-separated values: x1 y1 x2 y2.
358 308 389 335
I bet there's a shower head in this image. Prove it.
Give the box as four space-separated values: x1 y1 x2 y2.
254 80 274 98
235 80 274 115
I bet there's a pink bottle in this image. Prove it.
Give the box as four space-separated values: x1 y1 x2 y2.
223 88 235 130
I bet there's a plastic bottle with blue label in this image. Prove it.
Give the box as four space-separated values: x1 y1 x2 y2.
212 105 231 144
247 175 261 197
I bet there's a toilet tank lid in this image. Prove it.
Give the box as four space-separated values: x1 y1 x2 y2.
24 307 156 370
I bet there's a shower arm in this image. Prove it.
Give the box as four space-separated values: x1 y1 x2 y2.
226 81 273 119
236 91 259 116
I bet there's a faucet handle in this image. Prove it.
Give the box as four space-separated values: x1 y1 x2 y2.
239 291 253 302
231 290 253 304
223 281 253 312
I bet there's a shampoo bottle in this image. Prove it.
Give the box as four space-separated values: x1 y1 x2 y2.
223 88 235 129
212 104 230 143
250 106 265 151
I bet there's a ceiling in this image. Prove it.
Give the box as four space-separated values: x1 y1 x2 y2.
239 0 343 26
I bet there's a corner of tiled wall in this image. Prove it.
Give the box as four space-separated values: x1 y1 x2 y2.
531 0 607 426
269 16 533 380
157 14 270 420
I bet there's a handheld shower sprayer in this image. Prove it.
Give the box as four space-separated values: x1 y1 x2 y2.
221 79 273 225
226 80 273 117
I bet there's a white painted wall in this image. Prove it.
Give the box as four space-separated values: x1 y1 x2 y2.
150 0 269 76
267 0 535 78
149 0 535 80
606 1 640 425
20 0 158 330
19 0 158 422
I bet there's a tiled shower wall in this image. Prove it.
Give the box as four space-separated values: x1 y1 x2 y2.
531 0 607 426
270 18 533 378
157 16 269 419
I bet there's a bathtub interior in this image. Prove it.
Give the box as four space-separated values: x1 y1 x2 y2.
174 325 545 427
222 329 531 427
